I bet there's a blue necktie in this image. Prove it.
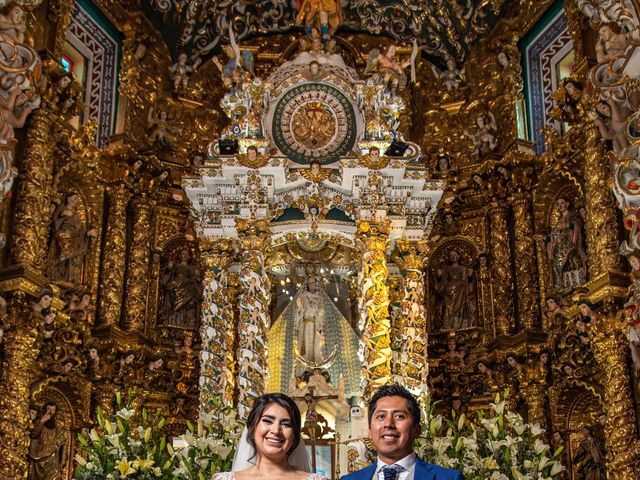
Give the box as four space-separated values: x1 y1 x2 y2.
381 464 403 480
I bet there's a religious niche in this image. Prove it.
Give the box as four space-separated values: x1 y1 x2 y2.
427 240 479 332
537 187 589 292
267 262 361 401
157 242 203 331
47 192 97 286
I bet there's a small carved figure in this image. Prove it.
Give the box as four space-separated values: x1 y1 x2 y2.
466 113 498 158
440 335 466 367
32 288 53 316
300 159 332 183
573 427 606 480
476 360 500 393
434 249 476 330
0 4 26 44
28 402 66 480
170 52 193 91
595 23 629 63
47 193 97 284
543 197 588 289
159 249 203 329
238 145 268 169
211 31 254 89
593 92 632 152
86 346 102 379
431 58 465 92
295 0 343 41
544 295 567 331
114 350 138 387
147 107 179 148
505 352 527 383
365 44 413 95
0 85 34 141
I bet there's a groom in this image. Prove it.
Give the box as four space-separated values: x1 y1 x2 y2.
342 384 463 480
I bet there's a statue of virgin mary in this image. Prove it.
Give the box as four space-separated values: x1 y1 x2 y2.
267 275 361 398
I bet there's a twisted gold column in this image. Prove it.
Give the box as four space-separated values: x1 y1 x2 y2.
591 313 640 479
584 124 620 277
235 220 271 418
199 239 234 413
99 183 130 326
0 292 39 479
356 221 391 398
511 192 542 330
8 102 55 272
489 204 515 335
123 196 153 331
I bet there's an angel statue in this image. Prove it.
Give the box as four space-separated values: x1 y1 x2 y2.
170 52 195 91
212 27 254 90
146 107 180 148
299 160 332 183
295 0 343 42
365 42 418 96
431 58 465 93
465 113 497 158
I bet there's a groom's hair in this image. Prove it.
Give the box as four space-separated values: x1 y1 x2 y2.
246 393 302 456
368 384 420 428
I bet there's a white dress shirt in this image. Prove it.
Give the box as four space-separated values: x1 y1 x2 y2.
374 453 417 480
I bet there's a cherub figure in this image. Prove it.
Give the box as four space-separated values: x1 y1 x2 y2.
365 43 417 96
0 4 26 44
147 107 179 148
299 159 331 183
0 85 34 142
466 113 497 158
431 58 465 92
170 52 194 91
359 146 389 170
238 145 268 169
593 91 632 152
595 23 629 63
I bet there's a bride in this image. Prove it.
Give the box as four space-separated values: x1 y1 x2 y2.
212 393 327 480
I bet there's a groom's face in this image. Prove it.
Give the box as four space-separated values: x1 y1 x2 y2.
369 396 420 463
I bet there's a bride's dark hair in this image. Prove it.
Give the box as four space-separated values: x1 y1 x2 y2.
246 392 302 458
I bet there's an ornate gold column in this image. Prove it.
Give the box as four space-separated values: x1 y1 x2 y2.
0 291 39 479
8 100 56 272
99 183 130 326
235 220 271 418
510 190 542 330
392 239 428 395
591 312 640 478
123 195 153 331
198 239 234 413
584 123 620 277
489 203 515 335
356 221 391 397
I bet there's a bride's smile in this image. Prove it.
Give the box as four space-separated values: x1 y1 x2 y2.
256 404 295 459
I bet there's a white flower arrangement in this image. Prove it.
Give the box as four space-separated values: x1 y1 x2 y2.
170 396 241 480
74 392 174 479
416 391 566 480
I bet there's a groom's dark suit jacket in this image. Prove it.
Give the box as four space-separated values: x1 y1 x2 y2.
341 457 464 480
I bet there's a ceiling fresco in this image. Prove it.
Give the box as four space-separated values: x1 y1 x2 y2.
142 0 510 66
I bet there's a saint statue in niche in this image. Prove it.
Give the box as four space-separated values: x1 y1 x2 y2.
434 249 476 330
28 402 66 480
295 276 326 363
47 193 96 284
543 197 588 290
159 248 203 329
